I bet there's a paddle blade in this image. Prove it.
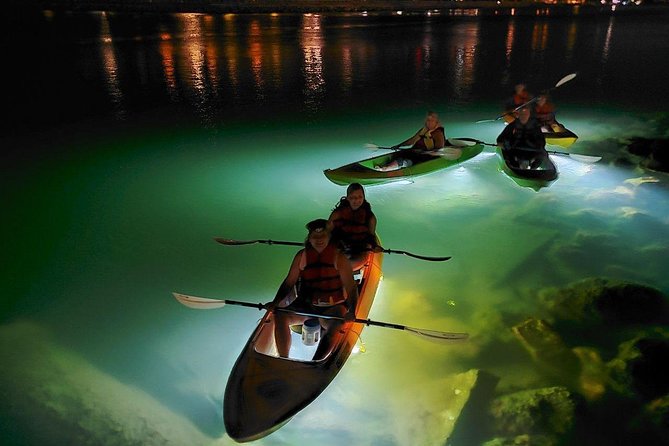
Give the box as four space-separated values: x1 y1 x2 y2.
214 237 258 246
448 138 477 147
405 326 469 342
173 292 227 309
437 147 463 160
554 72 577 88
383 249 451 262
569 154 601 163
365 143 380 150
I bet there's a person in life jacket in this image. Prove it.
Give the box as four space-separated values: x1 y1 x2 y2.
496 106 547 170
267 219 359 359
534 94 565 133
374 111 446 171
506 83 532 110
328 183 379 260
503 83 533 123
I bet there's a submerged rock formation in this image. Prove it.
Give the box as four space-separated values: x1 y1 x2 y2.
497 278 669 444
511 318 580 385
446 370 500 446
0 321 212 446
487 386 581 445
607 335 669 401
538 278 669 353
626 137 669 173
443 278 668 445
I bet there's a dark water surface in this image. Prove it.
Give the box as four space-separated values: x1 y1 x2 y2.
2 8 669 446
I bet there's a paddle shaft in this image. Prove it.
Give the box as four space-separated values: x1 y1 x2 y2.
513 146 599 160
479 73 577 123
214 237 451 261
367 144 462 161
173 293 469 341
510 72 577 114
366 144 409 151
448 138 600 163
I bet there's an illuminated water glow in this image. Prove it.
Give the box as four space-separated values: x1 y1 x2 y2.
3 107 667 444
2 10 669 446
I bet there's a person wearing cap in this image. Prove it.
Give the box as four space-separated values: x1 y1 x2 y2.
496 105 547 169
328 183 379 260
267 219 359 359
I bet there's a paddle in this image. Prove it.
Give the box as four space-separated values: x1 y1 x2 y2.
214 237 452 262
365 143 406 151
447 138 602 163
364 142 465 161
173 292 469 342
476 73 578 124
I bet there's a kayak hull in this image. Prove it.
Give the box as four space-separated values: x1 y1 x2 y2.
496 146 558 191
223 245 383 442
323 141 484 186
544 127 578 148
503 115 578 148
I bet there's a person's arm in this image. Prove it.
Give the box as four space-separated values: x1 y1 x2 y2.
367 214 381 251
394 129 421 149
327 209 338 233
266 250 303 309
337 253 359 319
367 214 377 240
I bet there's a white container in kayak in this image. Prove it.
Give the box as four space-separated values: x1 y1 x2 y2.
301 318 320 346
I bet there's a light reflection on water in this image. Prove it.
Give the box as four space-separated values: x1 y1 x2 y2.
2 9 669 446
3 109 669 445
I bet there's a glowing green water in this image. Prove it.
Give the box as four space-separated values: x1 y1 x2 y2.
3 105 668 445
2 9 669 446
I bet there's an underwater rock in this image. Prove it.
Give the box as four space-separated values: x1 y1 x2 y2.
571 346 607 401
488 387 580 439
642 394 669 440
482 434 557 446
540 278 669 329
511 318 580 383
446 370 500 446
0 321 211 446
626 137 669 173
607 334 669 401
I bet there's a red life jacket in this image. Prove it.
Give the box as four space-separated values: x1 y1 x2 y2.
299 243 345 306
332 204 372 245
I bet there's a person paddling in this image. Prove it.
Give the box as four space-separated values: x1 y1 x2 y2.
328 183 379 261
534 93 565 133
506 83 532 112
267 219 358 359
375 111 446 171
496 106 547 170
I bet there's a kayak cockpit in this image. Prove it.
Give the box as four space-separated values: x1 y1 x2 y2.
250 256 371 362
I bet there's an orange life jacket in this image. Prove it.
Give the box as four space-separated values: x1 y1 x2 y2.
299 243 345 306
413 126 445 151
534 102 556 124
332 204 373 246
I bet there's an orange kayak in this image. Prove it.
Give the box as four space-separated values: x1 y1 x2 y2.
223 245 384 442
